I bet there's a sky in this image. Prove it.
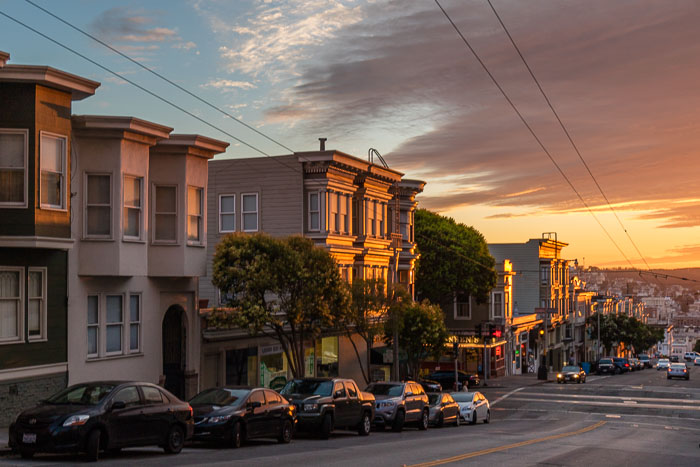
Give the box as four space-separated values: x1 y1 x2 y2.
2 0 700 269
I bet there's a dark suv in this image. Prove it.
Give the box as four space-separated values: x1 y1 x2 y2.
638 354 652 369
365 381 430 432
426 370 480 391
280 378 374 439
612 357 631 374
596 358 615 375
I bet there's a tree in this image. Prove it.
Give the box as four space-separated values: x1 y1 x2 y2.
694 340 700 353
587 313 664 356
210 233 350 378
384 299 449 377
414 209 497 307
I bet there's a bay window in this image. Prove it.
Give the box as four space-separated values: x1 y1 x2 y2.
308 192 319 231
40 133 66 209
85 174 112 238
0 129 27 206
187 186 203 243
0 267 22 343
123 176 142 239
154 185 177 243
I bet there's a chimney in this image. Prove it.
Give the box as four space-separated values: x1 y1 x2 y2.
0 51 9 68
319 138 327 151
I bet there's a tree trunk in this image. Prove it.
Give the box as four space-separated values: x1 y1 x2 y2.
346 331 369 384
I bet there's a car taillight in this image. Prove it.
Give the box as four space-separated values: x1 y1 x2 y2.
189 405 193 418
625 364 629 367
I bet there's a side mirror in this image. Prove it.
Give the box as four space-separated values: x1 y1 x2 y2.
334 390 345 399
405 391 413 397
111 400 126 411
248 401 262 410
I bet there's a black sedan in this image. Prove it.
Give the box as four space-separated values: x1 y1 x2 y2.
9 381 193 461
426 370 480 391
557 365 587 384
190 387 296 448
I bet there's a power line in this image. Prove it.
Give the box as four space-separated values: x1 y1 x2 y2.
22 0 296 156
485 0 652 273
433 0 637 270
415 232 495 271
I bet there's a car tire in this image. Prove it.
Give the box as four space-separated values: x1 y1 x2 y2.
437 412 444 428
455 414 461 427
419 409 429 431
470 412 477 425
84 429 101 462
358 412 371 437
667 376 671 380
230 421 242 449
392 410 405 433
484 410 490 424
164 425 185 454
320 413 333 439
19 449 34 459
279 419 293 443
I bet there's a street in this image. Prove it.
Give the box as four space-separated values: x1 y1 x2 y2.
3 365 700 466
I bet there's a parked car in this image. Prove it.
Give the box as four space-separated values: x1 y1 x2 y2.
694 356 700 366
427 370 480 391
427 393 460 427
365 381 429 432
596 358 616 375
612 357 631 374
190 387 295 448
684 352 699 362
656 358 671 370
451 391 490 425
280 378 374 439
557 365 587 384
670 355 680 362
628 358 642 371
419 379 442 393
667 363 690 380
9 381 193 461
638 354 652 369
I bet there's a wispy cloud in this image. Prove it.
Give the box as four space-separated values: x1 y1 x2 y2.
201 79 257 90
90 7 179 45
173 41 197 51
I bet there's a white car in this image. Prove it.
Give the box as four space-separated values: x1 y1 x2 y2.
657 358 670 370
450 391 490 425
694 356 700 366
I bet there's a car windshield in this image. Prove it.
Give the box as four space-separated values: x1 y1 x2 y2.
428 394 441 405
562 366 579 372
451 392 474 403
366 384 404 397
613 358 625 362
639 355 649 359
659 359 669 363
45 383 116 406
189 388 250 406
600 359 613 364
280 380 333 397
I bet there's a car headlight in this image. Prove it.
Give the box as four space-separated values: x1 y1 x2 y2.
557 374 562 378
378 401 396 409
208 414 233 424
63 415 90 427
304 403 319 412
573 374 579 378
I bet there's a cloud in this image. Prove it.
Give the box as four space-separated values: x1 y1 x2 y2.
201 79 257 90
173 41 197 51
90 7 179 44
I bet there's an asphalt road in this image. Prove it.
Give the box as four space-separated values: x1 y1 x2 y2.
3 363 700 466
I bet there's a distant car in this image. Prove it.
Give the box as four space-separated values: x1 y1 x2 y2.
694 357 700 366
628 358 643 371
365 381 429 432
427 370 480 391
9 381 193 461
190 387 296 448
667 363 690 380
638 354 652 369
684 352 698 362
557 365 587 384
657 358 671 370
427 393 460 427
670 355 680 363
451 391 490 425
419 379 442 393
596 358 616 375
612 357 631 374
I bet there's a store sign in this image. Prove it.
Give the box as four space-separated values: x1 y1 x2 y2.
260 344 283 356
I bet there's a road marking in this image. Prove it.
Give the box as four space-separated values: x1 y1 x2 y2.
508 396 700 411
405 421 606 467
518 392 700 405
606 414 621 418
498 406 700 424
490 387 525 406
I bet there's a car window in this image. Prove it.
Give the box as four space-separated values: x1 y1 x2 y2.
428 393 440 405
346 381 358 398
142 386 164 404
366 383 404 397
413 384 425 396
265 390 282 405
249 390 265 406
113 386 141 408
333 382 346 398
444 394 454 403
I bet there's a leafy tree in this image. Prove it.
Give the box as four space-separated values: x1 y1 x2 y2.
587 313 664 356
693 339 700 354
210 233 350 378
414 209 497 308
384 299 449 377
587 312 619 356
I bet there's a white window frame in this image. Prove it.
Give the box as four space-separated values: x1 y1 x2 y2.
308 191 320 232
84 173 113 239
27 267 47 342
241 192 259 232
105 294 124 357
152 184 178 244
219 194 236 233
187 185 204 245
340 194 348 234
123 175 143 241
128 293 141 354
454 293 471 320
39 131 67 211
492 291 504 320
0 266 24 344
0 128 29 208
87 294 99 358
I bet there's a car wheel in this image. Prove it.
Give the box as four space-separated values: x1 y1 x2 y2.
582 377 586 383
455 414 461 427
391 410 405 433
84 429 101 462
470 412 477 425
164 425 185 454
358 412 371 437
279 419 293 443
437 412 444 428
667 376 671 380
19 449 34 459
230 421 242 449
320 413 333 439
557 380 562 384
419 409 429 431
484 410 490 424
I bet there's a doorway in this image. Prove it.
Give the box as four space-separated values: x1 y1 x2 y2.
162 305 186 399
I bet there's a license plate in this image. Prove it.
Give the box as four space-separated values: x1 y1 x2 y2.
22 433 37 444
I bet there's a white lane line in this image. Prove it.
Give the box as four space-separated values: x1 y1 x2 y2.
518 392 700 405
490 387 525 406
508 396 700 411
606 414 621 418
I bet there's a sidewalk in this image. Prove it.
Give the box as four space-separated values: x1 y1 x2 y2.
0 426 10 456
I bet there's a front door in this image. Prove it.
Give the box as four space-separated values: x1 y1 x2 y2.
162 306 186 399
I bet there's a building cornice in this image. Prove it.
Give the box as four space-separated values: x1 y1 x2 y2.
153 134 229 159
0 65 100 100
71 115 173 142
0 236 74 250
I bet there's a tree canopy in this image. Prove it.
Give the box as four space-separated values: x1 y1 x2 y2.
414 209 497 307
587 313 664 355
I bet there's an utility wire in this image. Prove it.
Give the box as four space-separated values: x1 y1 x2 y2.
485 0 652 273
416 232 495 271
433 0 637 270
22 0 296 155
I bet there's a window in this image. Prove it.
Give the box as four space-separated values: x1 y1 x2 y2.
339 194 348 234
308 192 319 231
28 268 46 341
454 293 471 320
87 295 99 357
367 200 376 236
105 295 123 354
540 266 550 286
249 390 265 406
85 174 112 238
0 129 27 206
123 176 142 239
154 185 177 243
242 193 258 232
346 381 358 398
129 294 140 353
492 292 504 319
187 186 203 243
0 267 22 343
40 133 66 209
377 202 384 237
113 386 141 408
219 194 236 232
142 386 163 404
329 192 338 232
333 382 346 398
265 390 282 405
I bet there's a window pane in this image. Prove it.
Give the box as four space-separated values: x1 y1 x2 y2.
156 186 176 213
130 323 139 351
243 212 257 231
242 194 257 212
87 175 110 205
309 193 318 210
87 206 111 235
106 295 122 323
124 177 141 207
187 215 200 241
188 187 201 216
130 295 139 322
106 325 121 352
155 214 177 241
87 327 98 355
310 212 319 230
221 213 235 231
41 136 62 172
0 133 25 167
28 300 40 335
0 300 18 338
220 195 235 213
124 207 140 237
41 172 61 206
87 296 98 324
0 271 20 297
28 271 42 297
0 170 24 203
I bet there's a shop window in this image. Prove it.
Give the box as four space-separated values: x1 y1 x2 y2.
315 336 339 377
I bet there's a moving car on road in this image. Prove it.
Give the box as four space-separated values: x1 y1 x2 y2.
280 378 374 439
638 354 652 369
667 363 690 380
365 381 429 432
427 393 460 427
596 358 616 375
9 381 193 461
612 357 632 374
657 358 671 370
694 356 700 366
451 391 490 425
557 365 587 384
427 370 480 391
190 387 295 448
684 352 699 362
